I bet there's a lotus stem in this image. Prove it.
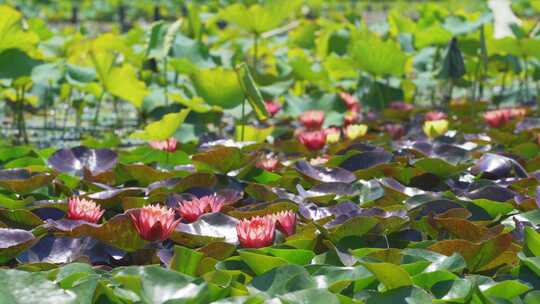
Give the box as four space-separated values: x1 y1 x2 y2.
43 83 50 139
253 33 259 68
241 97 246 141
497 67 509 108
164 56 169 105
374 77 385 110
93 90 105 128
523 57 530 103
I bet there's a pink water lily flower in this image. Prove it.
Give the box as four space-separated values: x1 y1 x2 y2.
384 123 405 140
509 107 527 119
264 100 281 116
256 156 280 172
390 101 414 111
269 211 296 236
343 110 360 126
176 194 225 223
298 130 326 151
483 109 510 128
236 216 275 248
67 196 105 223
130 204 180 242
339 92 360 112
425 111 447 121
150 138 178 152
299 110 325 129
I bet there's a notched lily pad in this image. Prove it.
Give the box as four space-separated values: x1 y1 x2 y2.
0 169 55 194
0 228 39 264
295 160 356 183
172 212 239 247
118 164 177 186
192 146 252 173
48 146 118 177
339 151 393 171
228 201 298 219
428 233 516 271
45 212 147 252
471 153 528 180
87 187 146 209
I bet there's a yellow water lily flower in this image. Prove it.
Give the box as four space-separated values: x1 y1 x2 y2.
344 124 368 140
423 119 449 138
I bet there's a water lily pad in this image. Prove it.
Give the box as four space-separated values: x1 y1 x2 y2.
428 233 515 271
471 153 528 180
339 151 393 172
0 169 55 194
295 161 356 183
45 213 147 252
48 146 117 177
172 213 239 246
0 228 38 264
192 146 252 173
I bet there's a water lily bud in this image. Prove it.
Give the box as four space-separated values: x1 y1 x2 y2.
149 138 178 152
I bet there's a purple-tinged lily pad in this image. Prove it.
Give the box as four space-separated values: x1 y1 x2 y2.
296 183 355 204
408 197 463 219
299 203 332 221
295 160 356 183
172 212 239 246
380 178 426 197
516 117 540 132
0 169 55 194
17 236 95 264
309 183 356 196
433 144 469 164
48 146 117 177
471 153 528 180
18 236 125 265
45 213 147 252
339 151 393 172
467 185 515 202
336 142 380 155
146 178 182 194
87 187 145 208
0 228 39 264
